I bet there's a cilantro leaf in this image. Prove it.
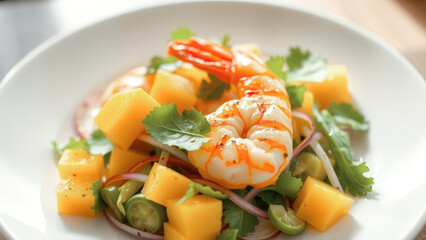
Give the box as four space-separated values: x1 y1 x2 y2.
262 171 303 199
176 182 228 204
142 103 211 151
328 102 369 131
91 179 106 212
266 56 286 81
87 130 114 156
286 47 327 82
285 84 306 109
286 47 310 71
314 103 374 196
222 34 231 49
197 74 231 101
146 56 182 75
256 191 283 205
170 27 194 40
223 200 259 238
52 138 88 157
216 229 238 240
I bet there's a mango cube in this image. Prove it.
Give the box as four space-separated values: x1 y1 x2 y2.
58 149 103 181
141 163 193 206
94 88 160 150
296 90 314 118
106 145 151 178
166 195 222 240
293 177 354 232
174 63 208 91
164 222 188 240
57 178 96 218
303 65 352 109
232 43 262 57
149 70 197 113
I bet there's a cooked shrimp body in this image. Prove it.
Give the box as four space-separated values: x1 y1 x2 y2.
168 37 293 189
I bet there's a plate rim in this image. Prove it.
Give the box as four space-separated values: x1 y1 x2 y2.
0 0 424 239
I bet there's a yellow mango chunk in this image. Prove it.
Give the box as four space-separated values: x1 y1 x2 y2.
57 178 95 218
149 70 197 113
141 163 193 206
232 43 262 57
58 149 103 181
166 195 222 240
174 63 208 91
106 145 151 178
293 177 354 232
164 222 188 240
296 90 314 118
94 88 160 150
303 65 352 109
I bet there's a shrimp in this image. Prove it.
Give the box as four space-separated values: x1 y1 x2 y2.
168 37 293 189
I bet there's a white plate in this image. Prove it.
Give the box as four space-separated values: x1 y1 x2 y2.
0 1 425 239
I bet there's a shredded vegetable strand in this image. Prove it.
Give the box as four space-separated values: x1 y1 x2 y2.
192 178 269 219
291 110 316 161
239 229 281 240
243 187 262 202
303 127 343 191
158 151 170 165
104 173 148 187
138 133 190 163
104 209 164 240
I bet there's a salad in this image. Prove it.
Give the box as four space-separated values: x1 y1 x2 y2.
53 27 374 240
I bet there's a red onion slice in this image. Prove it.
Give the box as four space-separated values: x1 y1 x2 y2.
291 110 316 161
74 91 103 139
192 178 269 220
104 209 164 240
138 133 190 164
104 173 148 187
243 187 262 202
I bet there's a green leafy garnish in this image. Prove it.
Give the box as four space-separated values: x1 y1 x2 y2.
170 27 194 40
222 34 231 48
142 103 211 151
285 84 306 109
262 171 303 199
286 47 310 71
52 130 113 164
257 190 283 205
223 200 259 238
91 179 106 212
146 56 181 75
328 102 369 131
87 130 114 156
314 103 374 196
197 74 231 101
52 138 88 156
266 56 287 81
176 182 228 204
286 48 327 82
216 228 238 240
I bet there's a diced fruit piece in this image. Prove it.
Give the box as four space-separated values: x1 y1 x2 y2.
57 178 96 218
166 195 222 240
232 43 262 57
164 222 188 240
106 145 151 178
141 163 193 206
125 194 166 233
174 63 208 90
303 65 352 109
58 149 103 181
94 88 160 150
100 66 153 106
293 177 354 232
149 70 197 113
296 90 314 118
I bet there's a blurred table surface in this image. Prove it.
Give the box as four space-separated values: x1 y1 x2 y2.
0 0 424 239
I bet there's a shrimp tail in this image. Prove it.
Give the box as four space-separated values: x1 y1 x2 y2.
168 37 277 84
